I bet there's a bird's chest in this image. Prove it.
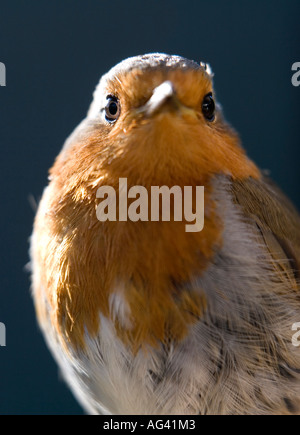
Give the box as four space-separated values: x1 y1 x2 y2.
43 180 300 414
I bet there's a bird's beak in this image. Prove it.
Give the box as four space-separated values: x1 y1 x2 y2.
141 81 197 118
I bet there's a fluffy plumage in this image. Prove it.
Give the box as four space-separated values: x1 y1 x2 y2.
31 53 300 415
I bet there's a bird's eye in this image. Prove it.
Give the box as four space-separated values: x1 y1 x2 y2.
202 93 215 122
104 96 121 123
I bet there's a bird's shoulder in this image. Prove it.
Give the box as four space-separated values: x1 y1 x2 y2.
230 176 300 283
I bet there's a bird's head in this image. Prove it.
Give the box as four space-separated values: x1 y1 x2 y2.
55 53 258 188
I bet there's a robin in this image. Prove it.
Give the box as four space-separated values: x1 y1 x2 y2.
30 53 300 415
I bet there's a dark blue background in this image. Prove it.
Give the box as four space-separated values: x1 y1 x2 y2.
0 0 299 415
